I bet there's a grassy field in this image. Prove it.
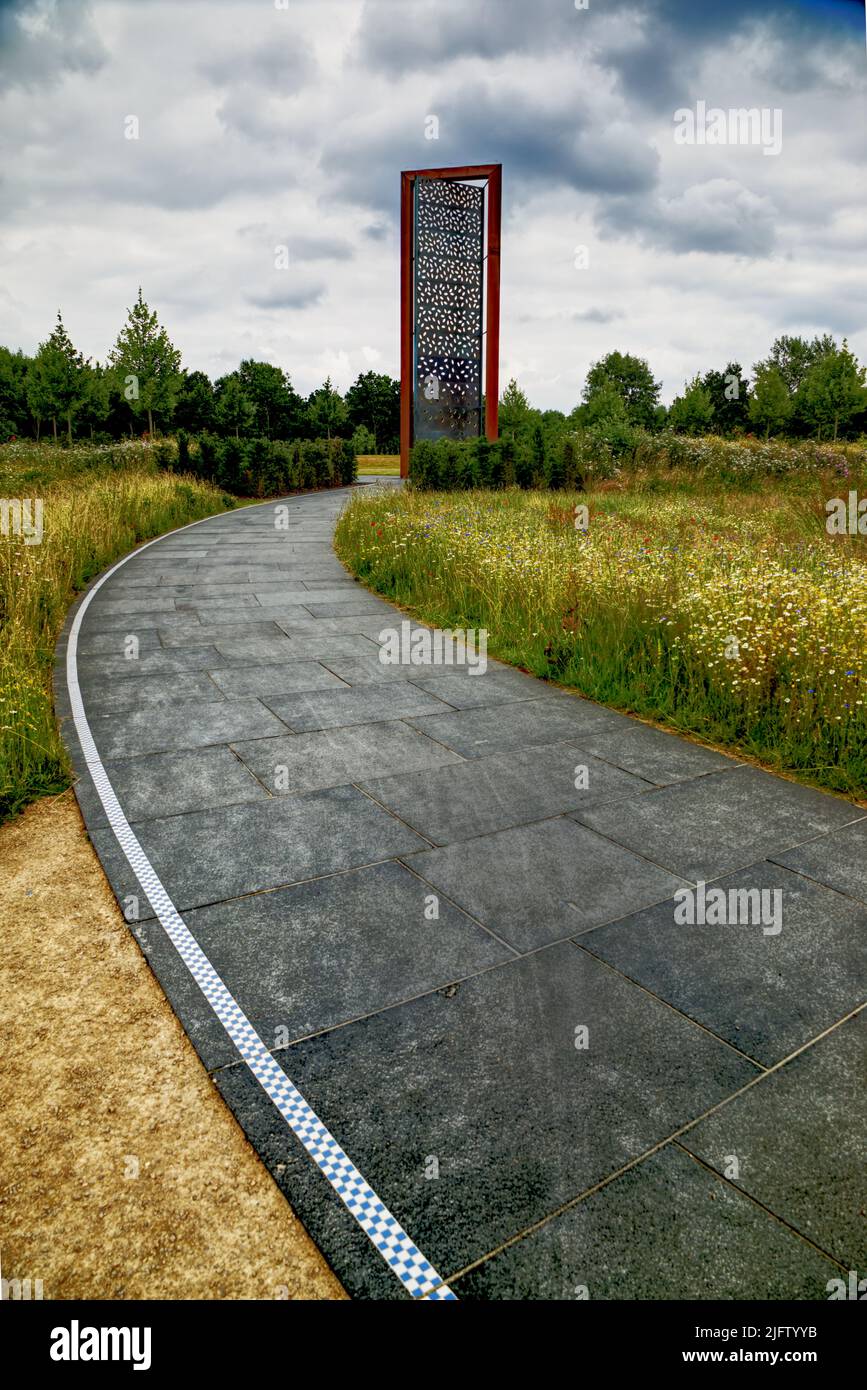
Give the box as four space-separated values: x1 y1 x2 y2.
0 442 239 821
356 455 401 476
334 471 867 799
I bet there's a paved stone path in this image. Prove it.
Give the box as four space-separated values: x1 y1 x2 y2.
56 482 865 1300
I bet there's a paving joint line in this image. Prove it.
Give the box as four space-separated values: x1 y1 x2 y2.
671 1142 850 1274
440 1002 865 1288
569 939 771 1071
216 955 526 1074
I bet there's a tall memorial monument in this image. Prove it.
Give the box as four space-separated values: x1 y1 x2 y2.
400 164 502 478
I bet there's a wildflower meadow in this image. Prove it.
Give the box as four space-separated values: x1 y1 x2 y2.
335 473 867 797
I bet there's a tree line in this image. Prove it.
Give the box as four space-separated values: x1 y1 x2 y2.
504 337 867 449
0 290 400 453
1 291 864 453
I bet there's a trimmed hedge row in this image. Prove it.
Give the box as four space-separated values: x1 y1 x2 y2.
155 433 357 496
409 431 867 490
410 434 593 491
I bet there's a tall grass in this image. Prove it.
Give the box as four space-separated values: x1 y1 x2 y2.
334 476 867 798
0 446 238 821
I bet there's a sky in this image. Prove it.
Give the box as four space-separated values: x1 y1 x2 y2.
0 0 865 409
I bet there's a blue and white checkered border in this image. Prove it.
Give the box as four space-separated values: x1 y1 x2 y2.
64 503 456 1301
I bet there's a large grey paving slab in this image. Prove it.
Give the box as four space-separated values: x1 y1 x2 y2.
158 620 287 648
76 670 220 714
571 719 739 786
361 744 651 845
88 784 429 916
154 567 248 583
75 645 223 678
216 550 320 564
89 594 179 614
249 585 338 602
138 861 513 1071
407 818 687 952
170 582 283 599
408 667 565 710
76 628 162 656
210 634 322 666
318 654 420 686
303 598 396 617
405 696 627 757
231 720 464 795
257 587 371 606
175 595 264 611
265 633 380 662
682 1011 866 1269
274 614 411 640
89 586 175 607
207 661 347 699
213 944 757 1293
118 569 208 586
81 608 195 634
260 571 349 586
88 696 288 758
180 566 281 581
263 682 456 732
772 819 867 907
173 605 309 628
581 862 867 1065
576 766 863 882
78 744 269 828
453 1144 839 1300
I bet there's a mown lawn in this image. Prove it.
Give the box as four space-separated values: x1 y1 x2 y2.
334 473 867 799
0 442 239 821
356 454 401 476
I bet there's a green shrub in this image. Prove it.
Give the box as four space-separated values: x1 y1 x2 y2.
197 433 219 482
217 437 245 491
176 428 190 473
243 436 273 496
336 438 357 485
351 424 376 456
153 440 175 471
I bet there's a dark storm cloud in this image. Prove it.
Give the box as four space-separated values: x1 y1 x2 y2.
320 80 660 214
355 0 862 108
352 0 578 74
597 0 864 110
0 0 106 87
353 0 770 80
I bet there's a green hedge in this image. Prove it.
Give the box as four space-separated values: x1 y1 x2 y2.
159 433 357 496
410 433 596 491
408 430 867 490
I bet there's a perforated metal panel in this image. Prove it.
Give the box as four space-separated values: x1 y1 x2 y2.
412 176 484 442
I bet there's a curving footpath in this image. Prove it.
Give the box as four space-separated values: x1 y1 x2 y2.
54 481 866 1300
